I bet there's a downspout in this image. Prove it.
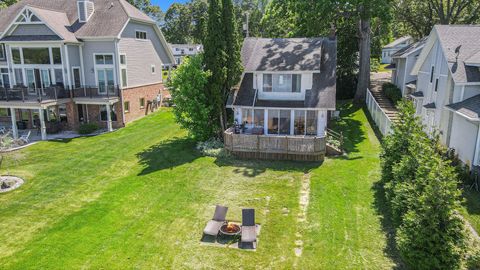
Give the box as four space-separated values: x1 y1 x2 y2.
114 39 126 127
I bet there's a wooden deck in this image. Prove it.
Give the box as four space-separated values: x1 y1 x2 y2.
224 129 326 162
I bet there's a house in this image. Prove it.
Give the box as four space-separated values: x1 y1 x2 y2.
0 0 175 140
169 44 203 66
389 37 427 96
225 37 337 161
411 25 480 167
381 36 413 64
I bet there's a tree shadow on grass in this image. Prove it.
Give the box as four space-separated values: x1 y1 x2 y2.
214 158 322 178
136 137 201 176
372 181 406 269
329 101 366 154
462 189 480 216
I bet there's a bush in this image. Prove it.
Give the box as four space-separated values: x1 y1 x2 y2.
371 58 381 72
78 123 99 135
196 138 229 158
382 83 402 105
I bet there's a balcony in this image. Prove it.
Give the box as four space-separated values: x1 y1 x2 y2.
224 128 326 162
0 86 69 103
71 86 120 99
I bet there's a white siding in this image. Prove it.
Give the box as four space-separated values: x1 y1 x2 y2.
449 113 478 166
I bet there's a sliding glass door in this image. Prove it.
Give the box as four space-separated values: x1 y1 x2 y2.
26 68 51 95
97 69 115 95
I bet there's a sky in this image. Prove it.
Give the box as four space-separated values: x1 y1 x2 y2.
152 0 189 11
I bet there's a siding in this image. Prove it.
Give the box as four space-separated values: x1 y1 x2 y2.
449 113 478 166
119 22 169 87
10 24 56 36
81 41 116 86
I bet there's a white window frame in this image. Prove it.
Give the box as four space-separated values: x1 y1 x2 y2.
151 64 156 74
139 97 145 109
135 30 147 40
119 54 127 88
93 53 116 95
0 44 5 60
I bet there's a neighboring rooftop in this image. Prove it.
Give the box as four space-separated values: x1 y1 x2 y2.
392 37 428 58
446 94 480 121
435 25 480 83
241 38 326 72
383 36 413 49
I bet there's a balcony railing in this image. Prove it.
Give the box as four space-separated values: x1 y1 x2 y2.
0 85 121 103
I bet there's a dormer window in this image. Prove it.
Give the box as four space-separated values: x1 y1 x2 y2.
15 9 41 23
263 74 301 93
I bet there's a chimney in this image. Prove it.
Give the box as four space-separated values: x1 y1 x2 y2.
77 0 95 23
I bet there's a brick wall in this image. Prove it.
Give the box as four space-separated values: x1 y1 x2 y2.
85 103 124 129
121 83 164 124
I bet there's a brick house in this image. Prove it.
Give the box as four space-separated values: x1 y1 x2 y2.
0 0 174 140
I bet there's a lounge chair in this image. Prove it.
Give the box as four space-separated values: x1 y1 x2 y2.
19 131 31 144
203 205 228 236
240 208 256 249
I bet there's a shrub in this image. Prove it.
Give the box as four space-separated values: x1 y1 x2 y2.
382 83 402 105
371 58 380 72
196 138 229 158
78 123 99 135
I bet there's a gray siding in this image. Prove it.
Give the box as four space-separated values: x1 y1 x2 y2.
67 45 81 67
118 22 168 87
10 24 56 36
449 113 478 165
82 41 116 86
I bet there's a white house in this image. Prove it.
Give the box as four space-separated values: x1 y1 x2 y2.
225 37 337 161
169 44 203 65
382 36 413 64
389 37 427 96
411 25 480 167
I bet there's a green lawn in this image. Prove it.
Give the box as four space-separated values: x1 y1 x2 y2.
0 105 396 269
462 190 480 233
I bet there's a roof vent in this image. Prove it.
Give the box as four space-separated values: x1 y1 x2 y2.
77 0 94 23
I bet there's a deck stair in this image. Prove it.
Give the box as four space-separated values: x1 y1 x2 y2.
369 74 399 122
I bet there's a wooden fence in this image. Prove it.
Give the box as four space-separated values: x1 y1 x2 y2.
224 129 326 161
366 88 393 136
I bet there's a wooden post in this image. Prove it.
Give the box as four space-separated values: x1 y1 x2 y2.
106 104 113 132
10 108 18 139
38 108 47 140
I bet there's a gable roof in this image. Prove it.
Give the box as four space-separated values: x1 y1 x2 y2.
445 94 480 121
383 36 412 49
241 38 324 72
0 0 154 39
392 37 427 58
412 25 480 84
228 38 336 110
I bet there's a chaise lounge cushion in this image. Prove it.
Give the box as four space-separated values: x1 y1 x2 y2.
203 220 224 236
241 226 256 242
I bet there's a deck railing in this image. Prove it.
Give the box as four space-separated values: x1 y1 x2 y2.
224 128 326 161
71 86 120 99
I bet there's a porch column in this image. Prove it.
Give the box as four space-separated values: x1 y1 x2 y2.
106 104 113 132
38 109 47 140
10 108 18 139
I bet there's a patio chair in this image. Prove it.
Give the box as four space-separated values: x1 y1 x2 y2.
203 205 228 236
240 208 256 249
19 131 31 144
0 126 6 134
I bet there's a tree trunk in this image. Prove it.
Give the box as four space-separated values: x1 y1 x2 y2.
354 17 371 103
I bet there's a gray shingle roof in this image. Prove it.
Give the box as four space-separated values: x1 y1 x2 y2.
435 25 480 83
445 94 480 120
424 102 436 109
384 36 412 49
0 0 154 39
241 38 324 72
230 38 336 110
0 35 61 41
466 51 480 65
392 37 427 58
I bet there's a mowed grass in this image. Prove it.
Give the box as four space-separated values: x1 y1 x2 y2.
0 106 396 269
462 190 480 233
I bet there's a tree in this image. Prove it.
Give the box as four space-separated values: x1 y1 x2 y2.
168 55 214 140
190 0 209 43
260 0 295 38
127 0 163 22
162 3 193 44
393 0 480 38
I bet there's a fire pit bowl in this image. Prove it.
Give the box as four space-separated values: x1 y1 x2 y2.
220 222 242 236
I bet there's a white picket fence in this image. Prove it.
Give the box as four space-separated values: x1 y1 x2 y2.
366 89 393 136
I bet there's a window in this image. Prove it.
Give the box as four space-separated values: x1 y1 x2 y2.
189 48 194 52
72 68 81 88
151 65 156 74
263 74 301 92
120 54 127 65
14 69 23 86
268 109 291 135
242 108 253 125
263 74 272 92
124 101 130 113
95 54 113 65
140 98 145 109
135 31 147 40
434 78 439 92
0 108 11 117
268 109 279 134
430 66 435 83
0 68 10 88
52 48 62 64
22 48 50 64
279 110 291 135
96 69 115 94
15 9 41 23
294 110 306 135
11 48 21 64
254 109 264 128
121 68 127 87
0 44 4 60
100 105 117 121
306 111 317 136
54 69 63 86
